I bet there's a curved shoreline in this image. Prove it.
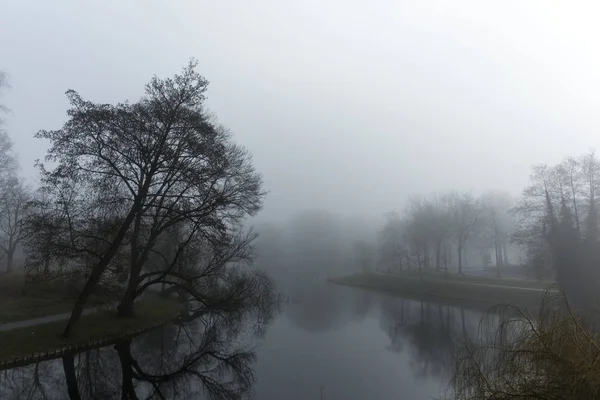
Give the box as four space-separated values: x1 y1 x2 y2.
330 272 555 309
0 302 181 370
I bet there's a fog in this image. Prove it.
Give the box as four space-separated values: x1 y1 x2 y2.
3 1 600 222
6 3 600 399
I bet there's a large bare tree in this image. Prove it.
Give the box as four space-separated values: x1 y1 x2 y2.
30 60 265 337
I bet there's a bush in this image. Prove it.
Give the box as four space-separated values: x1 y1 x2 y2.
450 289 600 400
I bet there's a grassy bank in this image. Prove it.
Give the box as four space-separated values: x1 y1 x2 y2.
331 272 552 308
0 272 116 324
398 269 553 289
0 295 181 363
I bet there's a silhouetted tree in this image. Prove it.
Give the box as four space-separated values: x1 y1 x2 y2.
448 192 481 274
515 152 600 310
480 191 514 277
0 177 30 272
30 60 264 337
379 211 407 273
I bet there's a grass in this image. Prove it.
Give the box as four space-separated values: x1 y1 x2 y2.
0 272 116 324
0 297 79 323
0 294 181 362
331 272 551 308
397 268 553 289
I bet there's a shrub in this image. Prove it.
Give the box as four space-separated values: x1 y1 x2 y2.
450 289 600 400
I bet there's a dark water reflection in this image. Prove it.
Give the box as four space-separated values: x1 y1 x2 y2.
0 285 491 399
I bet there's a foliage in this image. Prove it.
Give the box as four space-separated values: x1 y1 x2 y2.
514 151 600 306
26 60 266 335
451 290 600 400
379 191 515 275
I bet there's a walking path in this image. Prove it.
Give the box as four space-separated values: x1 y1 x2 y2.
0 304 112 332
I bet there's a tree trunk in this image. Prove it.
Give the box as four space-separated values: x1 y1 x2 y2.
63 206 140 338
435 240 442 271
120 212 142 318
395 247 403 275
570 170 581 237
63 353 82 400
457 243 463 274
502 242 509 266
495 239 501 278
63 263 109 337
115 340 138 400
5 248 13 273
443 244 449 277
461 308 468 339
118 264 141 317
43 253 50 275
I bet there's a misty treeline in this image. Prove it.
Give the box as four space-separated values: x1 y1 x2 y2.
0 61 278 337
379 191 515 276
253 210 378 293
376 150 600 305
513 151 600 310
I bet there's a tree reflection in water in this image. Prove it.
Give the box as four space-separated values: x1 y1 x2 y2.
379 296 495 382
0 288 280 400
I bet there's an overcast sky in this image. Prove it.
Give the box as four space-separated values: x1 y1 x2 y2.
2 1 600 221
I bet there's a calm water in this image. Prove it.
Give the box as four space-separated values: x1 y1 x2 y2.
0 284 488 399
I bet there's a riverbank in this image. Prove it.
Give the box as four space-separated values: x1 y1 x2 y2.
0 294 181 368
0 272 117 324
330 271 555 308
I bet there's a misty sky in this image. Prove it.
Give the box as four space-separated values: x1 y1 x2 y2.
2 1 600 221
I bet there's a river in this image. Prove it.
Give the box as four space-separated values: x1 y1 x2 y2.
0 284 491 399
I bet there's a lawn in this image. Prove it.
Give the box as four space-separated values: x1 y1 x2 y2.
398 269 554 290
0 272 117 324
0 294 181 363
331 272 553 308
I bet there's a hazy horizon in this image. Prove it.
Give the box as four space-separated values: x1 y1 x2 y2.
3 1 600 221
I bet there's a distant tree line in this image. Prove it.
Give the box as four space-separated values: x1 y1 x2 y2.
377 150 600 309
378 191 514 277
513 151 600 310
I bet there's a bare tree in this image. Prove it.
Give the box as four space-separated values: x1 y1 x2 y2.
448 192 481 274
31 60 264 337
579 150 600 242
379 211 406 274
429 194 453 272
480 191 514 277
0 177 30 272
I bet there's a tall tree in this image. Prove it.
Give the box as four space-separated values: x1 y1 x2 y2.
448 192 480 274
0 177 29 272
31 60 264 337
479 191 513 276
379 211 406 274
580 151 600 243
429 194 453 271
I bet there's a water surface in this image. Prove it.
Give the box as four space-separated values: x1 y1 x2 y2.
0 284 488 399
